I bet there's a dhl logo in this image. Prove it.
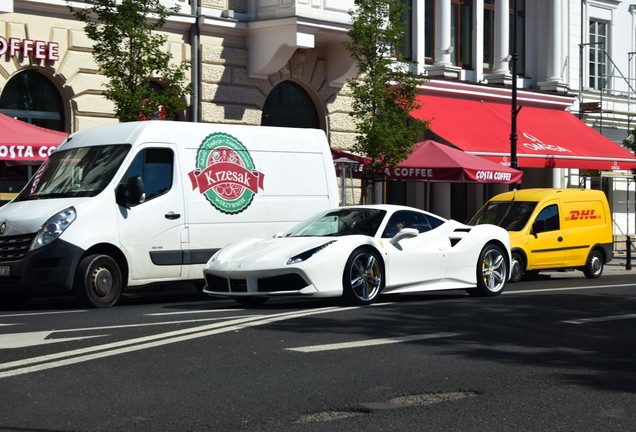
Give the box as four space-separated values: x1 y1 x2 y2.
566 209 601 221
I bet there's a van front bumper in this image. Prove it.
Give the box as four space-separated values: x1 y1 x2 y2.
0 238 84 295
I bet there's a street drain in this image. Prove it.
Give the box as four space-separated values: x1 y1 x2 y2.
296 391 479 424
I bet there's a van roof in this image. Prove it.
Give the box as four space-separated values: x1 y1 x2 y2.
490 188 606 202
58 121 328 151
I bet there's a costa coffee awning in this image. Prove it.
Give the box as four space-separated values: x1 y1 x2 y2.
411 94 636 170
333 140 522 184
0 113 67 162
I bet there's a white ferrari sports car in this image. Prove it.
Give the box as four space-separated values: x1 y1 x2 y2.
203 204 511 306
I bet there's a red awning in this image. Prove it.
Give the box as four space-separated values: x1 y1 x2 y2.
0 113 68 162
411 94 636 170
333 140 522 184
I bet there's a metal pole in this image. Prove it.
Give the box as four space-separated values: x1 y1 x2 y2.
509 0 519 189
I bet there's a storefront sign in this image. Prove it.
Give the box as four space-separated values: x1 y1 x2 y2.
0 37 59 61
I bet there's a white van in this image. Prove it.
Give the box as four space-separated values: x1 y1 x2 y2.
0 121 339 307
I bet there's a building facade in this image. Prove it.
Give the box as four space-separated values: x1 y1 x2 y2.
2 0 636 238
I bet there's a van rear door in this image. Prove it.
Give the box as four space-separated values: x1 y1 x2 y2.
117 145 186 282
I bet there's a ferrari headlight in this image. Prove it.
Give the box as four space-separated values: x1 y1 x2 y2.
31 207 77 250
287 241 336 265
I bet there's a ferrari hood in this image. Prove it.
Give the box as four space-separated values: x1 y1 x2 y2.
215 237 339 263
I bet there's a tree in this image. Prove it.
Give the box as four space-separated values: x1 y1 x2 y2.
345 0 427 180
68 0 190 121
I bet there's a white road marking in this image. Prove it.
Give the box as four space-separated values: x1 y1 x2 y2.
505 283 635 295
0 310 86 318
286 332 462 353
0 306 356 379
0 331 107 349
562 314 636 325
146 308 245 316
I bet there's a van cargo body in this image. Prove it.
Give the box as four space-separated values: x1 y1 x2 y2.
0 121 339 307
469 188 613 282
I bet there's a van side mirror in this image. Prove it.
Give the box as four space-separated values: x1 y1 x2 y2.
531 220 545 235
116 176 146 208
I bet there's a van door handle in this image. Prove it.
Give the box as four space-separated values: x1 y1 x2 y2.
165 212 181 220
558 236 563 242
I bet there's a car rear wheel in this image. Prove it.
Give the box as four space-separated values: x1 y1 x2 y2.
342 248 384 306
474 244 507 296
583 250 604 279
74 254 122 308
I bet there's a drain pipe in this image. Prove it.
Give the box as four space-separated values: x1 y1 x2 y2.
190 0 200 122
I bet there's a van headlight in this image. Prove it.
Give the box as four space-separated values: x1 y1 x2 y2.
31 207 77 250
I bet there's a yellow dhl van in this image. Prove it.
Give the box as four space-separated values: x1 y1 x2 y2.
469 188 613 282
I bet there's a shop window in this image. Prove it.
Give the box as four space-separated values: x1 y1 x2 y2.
0 70 64 131
399 0 413 60
509 0 526 76
261 81 320 129
482 0 525 75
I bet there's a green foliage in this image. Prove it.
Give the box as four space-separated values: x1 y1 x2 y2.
68 0 190 121
346 0 427 176
623 130 636 175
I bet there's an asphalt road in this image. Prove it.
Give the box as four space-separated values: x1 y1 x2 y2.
1 271 636 432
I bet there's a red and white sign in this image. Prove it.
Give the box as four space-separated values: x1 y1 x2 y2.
0 36 59 61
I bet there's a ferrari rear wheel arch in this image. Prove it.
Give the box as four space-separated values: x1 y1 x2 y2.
474 242 508 296
342 247 385 306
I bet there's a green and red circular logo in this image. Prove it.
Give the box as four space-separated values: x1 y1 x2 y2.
188 132 265 214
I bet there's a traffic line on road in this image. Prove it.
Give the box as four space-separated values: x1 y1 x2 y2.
562 313 636 325
286 332 462 353
0 306 356 379
0 310 86 318
504 283 635 295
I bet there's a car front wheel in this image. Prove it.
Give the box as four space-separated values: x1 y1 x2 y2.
474 244 507 296
510 251 525 283
74 254 123 308
342 248 384 305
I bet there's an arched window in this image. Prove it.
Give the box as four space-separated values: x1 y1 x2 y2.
0 70 65 131
261 81 320 129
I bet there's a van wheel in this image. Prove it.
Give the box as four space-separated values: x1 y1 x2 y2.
510 252 525 283
583 250 604 279
75 254 122 308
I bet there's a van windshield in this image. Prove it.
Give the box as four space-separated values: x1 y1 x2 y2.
15 145 131 201
469 200 537 231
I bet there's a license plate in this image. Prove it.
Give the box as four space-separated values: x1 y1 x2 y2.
0 266 10 276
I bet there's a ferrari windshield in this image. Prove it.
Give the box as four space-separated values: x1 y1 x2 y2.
15 145 130 201
288 208 387 237
469 200 537 231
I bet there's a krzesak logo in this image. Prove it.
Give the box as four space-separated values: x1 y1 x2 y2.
188 132 265 214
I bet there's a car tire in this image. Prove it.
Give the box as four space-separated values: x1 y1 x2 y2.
474 243 507 296
510 251 525 283
342 247 384 306
74 254 123 308
235 297 269 307
583 249 604 279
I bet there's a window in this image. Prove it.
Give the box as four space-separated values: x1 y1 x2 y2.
451 0 473 69
0 70 64 131
534 204 559 233
399 0 413 60
424 0 434 62
588 19 608 90
509 0 525 76
121 148 174 205
261 81 320 129
483 0 495 70
382 210 444 238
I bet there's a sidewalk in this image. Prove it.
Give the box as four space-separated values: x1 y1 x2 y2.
605 251 636 274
